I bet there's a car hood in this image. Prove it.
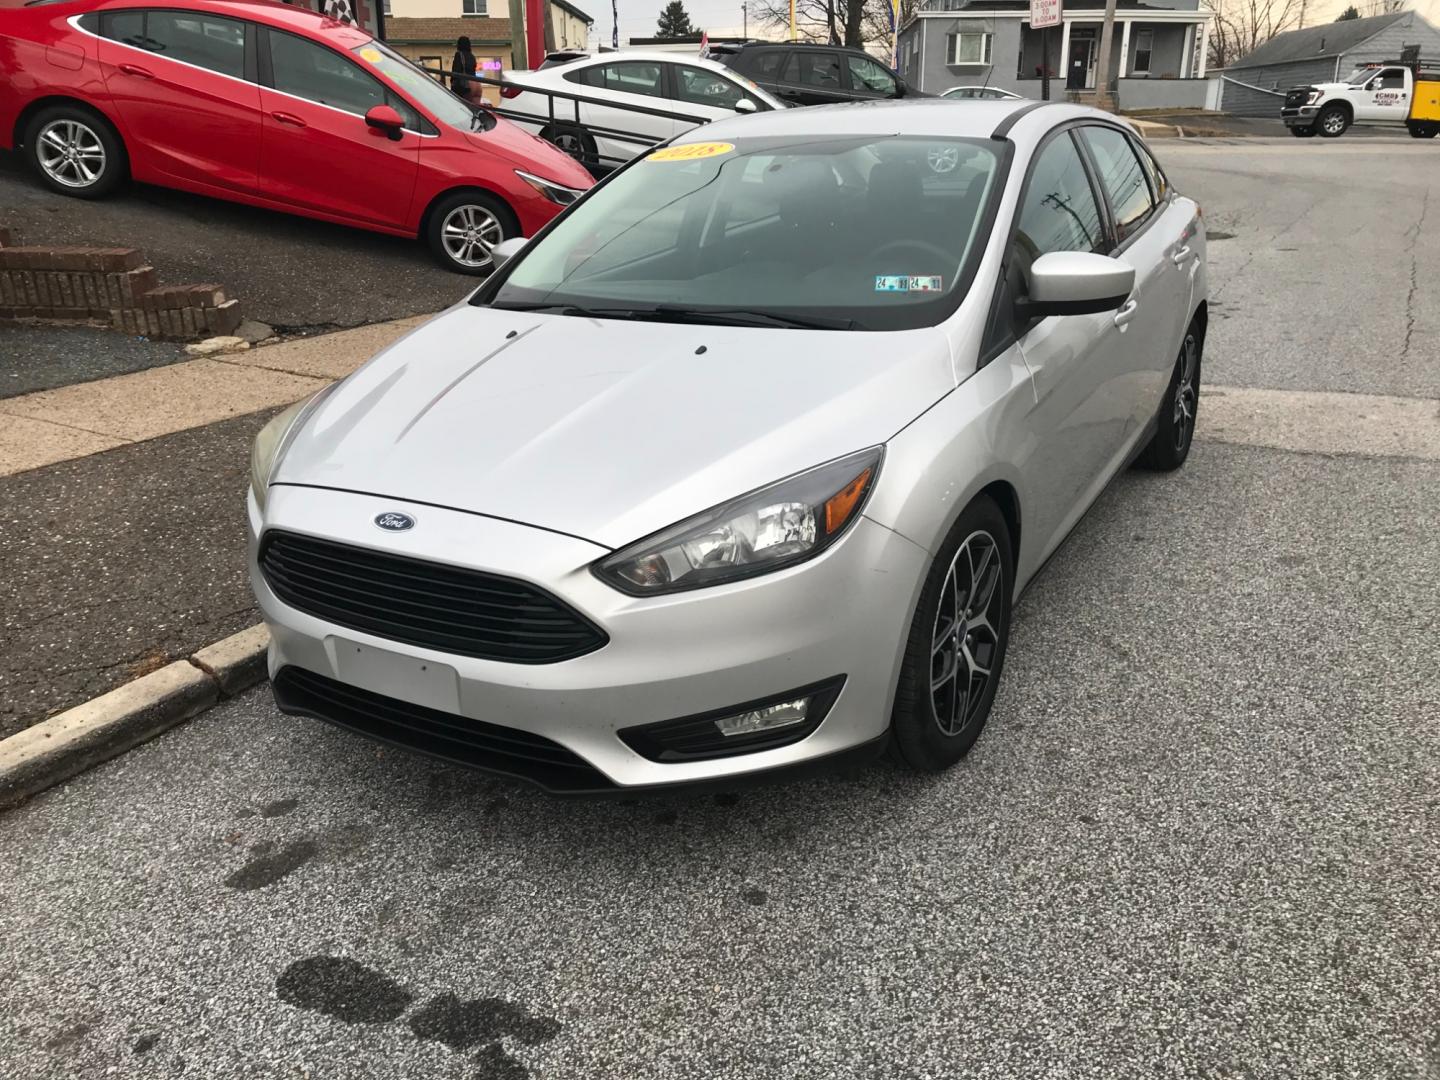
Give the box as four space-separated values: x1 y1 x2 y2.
464 118 594 190
274 304 956 549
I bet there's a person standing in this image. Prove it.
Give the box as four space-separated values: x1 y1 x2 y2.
451 36 478 100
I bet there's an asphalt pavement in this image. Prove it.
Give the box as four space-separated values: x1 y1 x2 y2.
1 324 188 399
1 135 1439 1079
0 153 465 331
2 439 1437 1079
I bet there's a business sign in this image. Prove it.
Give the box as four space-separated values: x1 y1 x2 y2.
1030 0 1062 30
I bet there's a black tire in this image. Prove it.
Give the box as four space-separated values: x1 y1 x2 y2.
1135 317 1203 472
1406 121 1438 139
540 123 598 173
424 190 519 275
890 496 1013 772
1290 125 1317 138
23 103 127 198
1316 104 1350 138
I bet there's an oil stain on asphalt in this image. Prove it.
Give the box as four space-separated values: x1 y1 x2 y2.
223 838 318 890
274 958 561 1077
276 957 413 1024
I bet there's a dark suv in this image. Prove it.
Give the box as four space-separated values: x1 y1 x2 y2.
706 42 924 107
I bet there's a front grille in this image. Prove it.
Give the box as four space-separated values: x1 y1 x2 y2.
1284 87 1312 108
259 531 607 664
272 666 614 793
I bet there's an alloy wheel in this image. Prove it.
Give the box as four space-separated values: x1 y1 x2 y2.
930 530 1003 737
36 119 106 189
1172 331 1198 452
440 204 504 270
1321 112 1345 135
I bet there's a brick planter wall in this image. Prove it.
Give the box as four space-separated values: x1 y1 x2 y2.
0 233 241 341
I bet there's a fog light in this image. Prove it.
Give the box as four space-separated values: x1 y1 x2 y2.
715 697 809 738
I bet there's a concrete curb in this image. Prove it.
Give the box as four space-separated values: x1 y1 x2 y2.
0 624 269 810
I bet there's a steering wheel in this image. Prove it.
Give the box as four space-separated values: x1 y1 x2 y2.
872 239 953 267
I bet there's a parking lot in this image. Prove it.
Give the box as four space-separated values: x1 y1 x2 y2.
2 136 1438 1079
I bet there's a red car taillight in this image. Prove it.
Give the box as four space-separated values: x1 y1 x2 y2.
501 86 522 99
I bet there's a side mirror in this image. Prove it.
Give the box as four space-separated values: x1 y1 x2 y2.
734 98 757 113
1017 251 1134 318
489 236 527 272
365 104 405 140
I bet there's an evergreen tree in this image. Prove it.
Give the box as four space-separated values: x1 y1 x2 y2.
1335 5 1361 19
656 1 696 38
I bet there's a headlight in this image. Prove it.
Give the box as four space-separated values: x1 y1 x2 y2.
516 169 583 206
249 388 331 513
594 448 882 596
1306 90 1321 104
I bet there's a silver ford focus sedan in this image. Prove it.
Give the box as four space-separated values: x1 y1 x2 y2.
248 99 1206 793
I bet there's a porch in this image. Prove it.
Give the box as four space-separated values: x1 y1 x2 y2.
1014 15 1209 99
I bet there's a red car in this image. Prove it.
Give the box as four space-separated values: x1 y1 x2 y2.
0 0 595 272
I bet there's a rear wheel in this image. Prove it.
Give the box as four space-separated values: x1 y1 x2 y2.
890 496 1012 772
1290 124 1317 138
24 104 126 198
1406 121 1438 139
424 190 519 275
1135 319 1202 472
540 123 598 172
1317 105 1350 138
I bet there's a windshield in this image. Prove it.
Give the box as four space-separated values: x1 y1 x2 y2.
486 135 1004 331
354 42 479 130
1345 67 1379 85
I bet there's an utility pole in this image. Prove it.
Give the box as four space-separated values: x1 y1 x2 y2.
508 0 528 69
743 2 747 38
1093 0 1118 110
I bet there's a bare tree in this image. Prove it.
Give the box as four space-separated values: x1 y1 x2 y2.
1204 0 1306 71
750 0 907 49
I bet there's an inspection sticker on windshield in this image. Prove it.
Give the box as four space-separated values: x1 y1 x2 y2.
876 275 943 292
358 47 382 62
648 142 735 162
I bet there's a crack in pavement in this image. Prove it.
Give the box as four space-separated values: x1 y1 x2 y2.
1401 187 1429 362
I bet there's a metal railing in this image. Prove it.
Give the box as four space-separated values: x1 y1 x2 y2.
417 65 718 171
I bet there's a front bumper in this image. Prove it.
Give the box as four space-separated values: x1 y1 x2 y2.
1281 105 1319 126
249 485 929 790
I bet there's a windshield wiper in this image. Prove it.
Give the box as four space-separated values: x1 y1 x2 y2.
649 305 858 331
490 301 857 330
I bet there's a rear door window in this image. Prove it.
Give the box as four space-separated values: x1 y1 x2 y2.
795 52 843 90
1080 125 1155 242
103 10 247 79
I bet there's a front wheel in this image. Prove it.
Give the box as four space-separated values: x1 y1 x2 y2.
890 496 1013 772
424 190 519 275
25 105 127 198
1290 124 1317 138
1135 320 1202 472
1317 105 1350 138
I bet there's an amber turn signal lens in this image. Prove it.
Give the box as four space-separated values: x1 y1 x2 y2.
824 467 872 536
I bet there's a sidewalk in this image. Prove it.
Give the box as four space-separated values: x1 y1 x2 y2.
0 312 434 736
0 315 430 477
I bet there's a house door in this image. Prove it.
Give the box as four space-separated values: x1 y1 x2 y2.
1067 36 1094 90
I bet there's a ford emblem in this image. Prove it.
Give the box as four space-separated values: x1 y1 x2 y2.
374 512 415 532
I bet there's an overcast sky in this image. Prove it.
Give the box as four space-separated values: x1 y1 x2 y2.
582 0 1440 49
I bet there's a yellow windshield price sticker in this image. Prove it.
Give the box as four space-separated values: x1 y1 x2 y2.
358 47 382 62
648 142 735 162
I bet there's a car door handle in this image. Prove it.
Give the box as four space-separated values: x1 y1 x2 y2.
118 63 153 78
271 111 307 128
1113 298 1140 328
1171 245 1192 267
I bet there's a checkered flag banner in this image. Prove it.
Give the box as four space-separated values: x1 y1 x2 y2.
324 0 355 24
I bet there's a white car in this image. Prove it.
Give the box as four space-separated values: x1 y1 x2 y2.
500 51 786 170
943 86 1024 100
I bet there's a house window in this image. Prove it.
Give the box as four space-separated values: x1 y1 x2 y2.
946 31 992 66
462 0 487 15
420 54 443 79
381 0 390 15
1133 29 1153 75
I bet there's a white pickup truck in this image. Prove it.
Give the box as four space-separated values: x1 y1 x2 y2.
1281 60 1440 139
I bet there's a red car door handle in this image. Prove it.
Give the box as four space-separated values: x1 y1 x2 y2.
118 63 153 78
271 111 307 128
